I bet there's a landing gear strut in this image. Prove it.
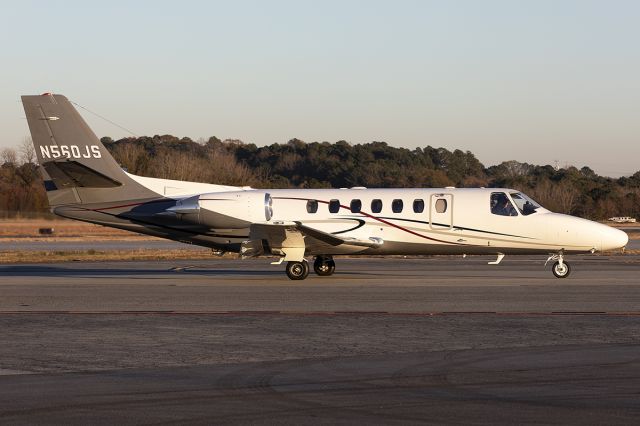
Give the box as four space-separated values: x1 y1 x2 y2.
313 255 336 276
546 253 571 278
286 260 309 280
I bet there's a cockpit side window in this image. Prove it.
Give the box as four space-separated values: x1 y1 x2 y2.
490 192 518 216
510 192 541 216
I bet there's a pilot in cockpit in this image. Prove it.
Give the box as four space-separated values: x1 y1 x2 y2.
522 201 535 215
491 193 518 216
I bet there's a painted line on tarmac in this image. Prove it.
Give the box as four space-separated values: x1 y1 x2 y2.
0 310 640 316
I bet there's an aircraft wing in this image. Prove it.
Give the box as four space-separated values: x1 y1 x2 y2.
296 223 383 248
241 221 382 261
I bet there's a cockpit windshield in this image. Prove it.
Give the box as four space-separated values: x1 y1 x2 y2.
510 192 541 216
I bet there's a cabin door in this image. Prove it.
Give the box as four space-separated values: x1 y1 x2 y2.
429 193 453 230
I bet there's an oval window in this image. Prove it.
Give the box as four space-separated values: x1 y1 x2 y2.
350 199 362 213
392 199 403 213
435 198 447 213
413 199 425 213
329 199 340 213
306 200 318 213
371 199 383 213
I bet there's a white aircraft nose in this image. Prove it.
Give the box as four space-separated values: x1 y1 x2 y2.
601 226 629 251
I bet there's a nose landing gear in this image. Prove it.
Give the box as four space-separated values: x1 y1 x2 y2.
552 260 571 278
546 253 571 278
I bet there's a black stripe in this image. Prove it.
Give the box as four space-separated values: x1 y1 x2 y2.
331 218 366 235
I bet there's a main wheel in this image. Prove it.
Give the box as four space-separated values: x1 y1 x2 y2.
552 261 571 278
286 260 309 280
313 256 336 276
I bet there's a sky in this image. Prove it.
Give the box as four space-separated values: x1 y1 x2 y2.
1 0 638 177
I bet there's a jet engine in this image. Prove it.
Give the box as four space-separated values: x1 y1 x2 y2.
167 191 272 229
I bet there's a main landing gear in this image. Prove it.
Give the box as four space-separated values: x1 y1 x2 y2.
285 256 335 280
285 260 309 280
546 253 571 278
313 255 335 276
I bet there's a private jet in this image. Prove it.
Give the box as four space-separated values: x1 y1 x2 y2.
22 94 628 280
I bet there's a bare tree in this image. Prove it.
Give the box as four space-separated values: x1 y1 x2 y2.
502 160 532 178
19 137 36 164
1 148 17 165
112 143 146 174
555 181 579 214
530 179 579 214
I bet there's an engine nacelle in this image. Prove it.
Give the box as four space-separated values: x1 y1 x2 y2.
168 190 272 229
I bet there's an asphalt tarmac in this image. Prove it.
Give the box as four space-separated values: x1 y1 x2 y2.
1 256 639 425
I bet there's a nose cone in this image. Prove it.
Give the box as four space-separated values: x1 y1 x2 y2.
600 226 629 251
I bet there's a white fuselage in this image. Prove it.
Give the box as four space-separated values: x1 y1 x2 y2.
126 174 628 256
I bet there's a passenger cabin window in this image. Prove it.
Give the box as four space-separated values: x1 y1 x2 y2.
306 200 318 213
329 199 340 213
510 192 540 216
490 192 518 216
434 198 447 213
413 199 425 213
350 199 362 213
392 199 403 213
371 199 383 213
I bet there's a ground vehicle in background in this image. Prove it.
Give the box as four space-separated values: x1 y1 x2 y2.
608 217 637 223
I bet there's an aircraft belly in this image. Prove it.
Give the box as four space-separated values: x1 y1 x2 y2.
315 241 591 256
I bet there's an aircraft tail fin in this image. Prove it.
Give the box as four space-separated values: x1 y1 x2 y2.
21 94 157 206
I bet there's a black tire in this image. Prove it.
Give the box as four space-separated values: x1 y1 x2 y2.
552 261 571 278
313 257 336 276
286 260 309 280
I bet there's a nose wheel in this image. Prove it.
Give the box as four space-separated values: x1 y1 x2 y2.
313 256 336 276
552 260 571 278
286 260 309 280
546 253 571 278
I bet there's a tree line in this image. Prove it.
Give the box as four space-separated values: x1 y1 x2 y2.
1 135 639 219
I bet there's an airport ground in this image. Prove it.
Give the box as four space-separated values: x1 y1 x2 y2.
1 255 640 425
